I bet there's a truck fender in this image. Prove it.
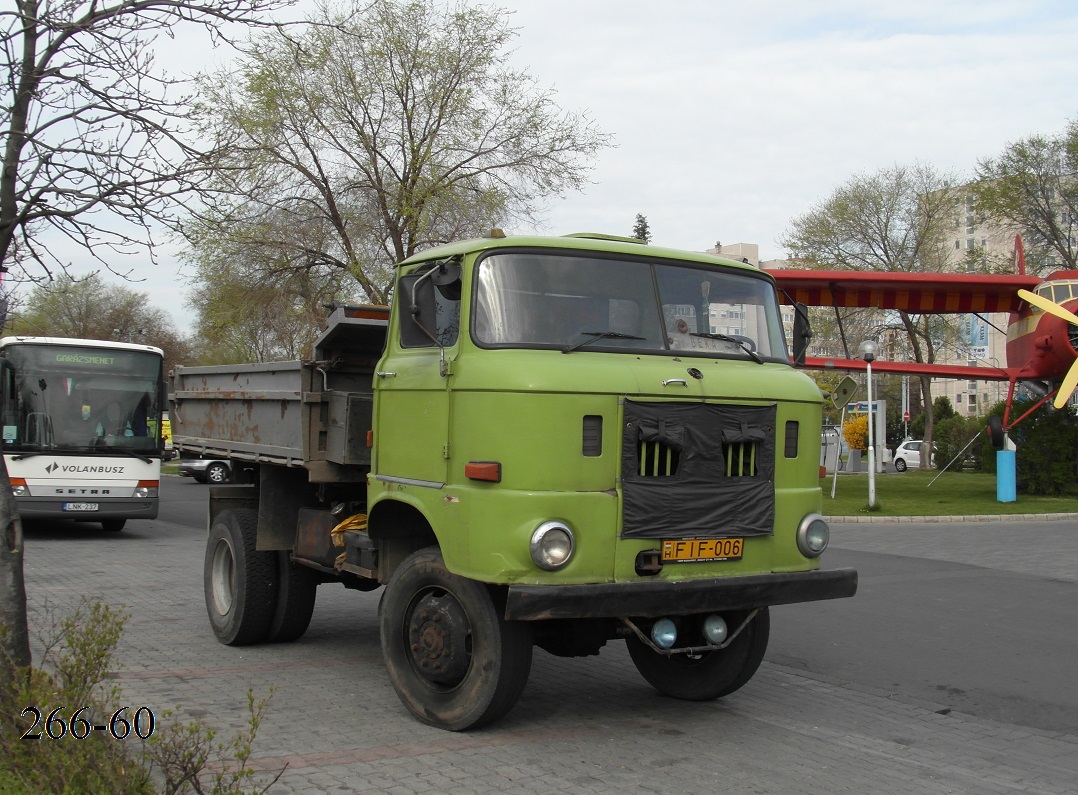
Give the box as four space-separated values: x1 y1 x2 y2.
367 496 439 581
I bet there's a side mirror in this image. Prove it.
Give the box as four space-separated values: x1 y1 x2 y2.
792 302 812 366
400 259 462 349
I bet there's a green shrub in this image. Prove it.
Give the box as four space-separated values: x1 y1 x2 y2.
1 601 155 794
1 600 281 795
934 413 987 471
975 399 1078 494
144 689 282 795
1013 403 1078 495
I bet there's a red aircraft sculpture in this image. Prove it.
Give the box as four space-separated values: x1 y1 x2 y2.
770 237 1078 437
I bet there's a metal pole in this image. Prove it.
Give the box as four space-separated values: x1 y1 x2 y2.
831 405 846 500
866 361 877 507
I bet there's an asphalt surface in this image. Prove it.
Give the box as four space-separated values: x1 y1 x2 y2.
18 477 1078 794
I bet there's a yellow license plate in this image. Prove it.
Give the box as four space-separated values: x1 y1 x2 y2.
661 538 743 563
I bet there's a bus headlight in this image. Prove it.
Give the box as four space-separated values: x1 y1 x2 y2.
10 478 28 497
530 521 574 571
796 513 829 558
134 480 159 499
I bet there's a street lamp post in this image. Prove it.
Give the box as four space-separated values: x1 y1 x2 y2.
859 340 878 509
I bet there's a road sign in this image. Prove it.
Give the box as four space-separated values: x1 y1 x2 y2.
831 376 859 409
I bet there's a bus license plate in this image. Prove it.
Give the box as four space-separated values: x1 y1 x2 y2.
63 502 99 512
661 538 743 563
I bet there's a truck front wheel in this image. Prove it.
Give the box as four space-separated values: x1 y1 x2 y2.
204 509 278 645
627 608 770 701
380 547 533 731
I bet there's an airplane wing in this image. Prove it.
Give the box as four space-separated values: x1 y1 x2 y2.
770 270 1041 314
801 356 1011 380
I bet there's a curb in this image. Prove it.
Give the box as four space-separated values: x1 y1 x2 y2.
826 513 1078 523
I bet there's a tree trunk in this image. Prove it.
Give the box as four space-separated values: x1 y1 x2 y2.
919 374 935 470
0 463 30 703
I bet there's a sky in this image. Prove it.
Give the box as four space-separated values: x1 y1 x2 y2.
50 0 1078 334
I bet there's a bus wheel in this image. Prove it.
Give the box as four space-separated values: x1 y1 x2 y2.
204 509 278 645
101 519 126 532
380 547 533 731
627 608 770 701
266 551 319 643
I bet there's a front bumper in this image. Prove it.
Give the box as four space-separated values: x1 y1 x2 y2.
15 496 159 522
504 567 858 621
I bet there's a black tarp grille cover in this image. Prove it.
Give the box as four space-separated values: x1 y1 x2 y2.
621 399 776 539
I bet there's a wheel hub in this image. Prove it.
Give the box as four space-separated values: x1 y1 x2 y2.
209 538 235 616
407 591 471 685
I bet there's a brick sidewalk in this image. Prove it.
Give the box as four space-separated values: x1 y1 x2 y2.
20 515 1078 794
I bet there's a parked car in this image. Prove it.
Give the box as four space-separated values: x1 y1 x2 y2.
893 440 936 472
178 457 232 484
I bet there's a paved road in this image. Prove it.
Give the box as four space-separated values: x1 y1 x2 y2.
771 520 1078 734
19 478 1078 793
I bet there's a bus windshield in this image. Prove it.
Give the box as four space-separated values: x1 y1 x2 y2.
472 252 789 361
1 342 164 455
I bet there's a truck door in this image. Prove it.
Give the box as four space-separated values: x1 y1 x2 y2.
373 261 461 486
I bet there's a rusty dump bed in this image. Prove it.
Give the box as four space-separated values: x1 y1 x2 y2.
171 306 388 482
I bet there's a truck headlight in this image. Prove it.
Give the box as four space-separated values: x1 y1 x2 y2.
530 521 574 571
796 513 829 558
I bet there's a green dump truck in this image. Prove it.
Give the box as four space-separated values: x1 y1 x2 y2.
172 232 857 731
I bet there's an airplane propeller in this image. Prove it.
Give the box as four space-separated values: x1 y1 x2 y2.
1017 288 1078 409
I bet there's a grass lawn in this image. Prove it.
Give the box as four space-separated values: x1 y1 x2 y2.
820 469 1078 517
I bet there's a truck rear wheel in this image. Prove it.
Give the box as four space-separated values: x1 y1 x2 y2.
627 608 770 701
267 551 319 643
204 509 278 645
380 547 533 731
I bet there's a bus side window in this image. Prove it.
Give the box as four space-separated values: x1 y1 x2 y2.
133 395 150 436
0 363 14 441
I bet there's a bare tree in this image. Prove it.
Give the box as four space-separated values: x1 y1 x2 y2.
781 163 964 466
184 0 613 306
0 0 292 694
186 252 360 363
971 119 1078 274
10 273 194 371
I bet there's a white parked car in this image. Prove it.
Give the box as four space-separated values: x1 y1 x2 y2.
893 440 936 472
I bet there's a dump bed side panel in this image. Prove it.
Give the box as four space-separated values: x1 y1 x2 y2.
171 360 309 466
171 306 388 481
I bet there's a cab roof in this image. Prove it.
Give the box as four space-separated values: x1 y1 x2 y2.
396 232 764 275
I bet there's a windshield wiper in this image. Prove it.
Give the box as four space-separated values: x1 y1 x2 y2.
94 444 153 464
690 332 764 364
562 331 646 354
112 448 154 464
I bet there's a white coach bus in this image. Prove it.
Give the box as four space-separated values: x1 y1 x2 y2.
1 336 166 531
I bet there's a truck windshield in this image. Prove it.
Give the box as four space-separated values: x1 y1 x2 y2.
473 251 789 361
0 342 164 454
